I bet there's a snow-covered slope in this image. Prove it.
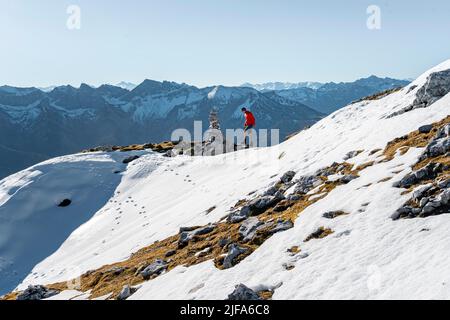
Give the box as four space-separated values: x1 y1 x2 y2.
1 60 450 299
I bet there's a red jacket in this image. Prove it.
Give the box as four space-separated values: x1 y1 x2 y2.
244 111 256 126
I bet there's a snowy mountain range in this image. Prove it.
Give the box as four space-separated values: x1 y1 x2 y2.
241 81 324 91
0 60 449 300
244 76 410 114
0 82 322 180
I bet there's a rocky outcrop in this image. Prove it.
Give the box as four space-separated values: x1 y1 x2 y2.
226 284 261 300
388 69 450 117
393 163 443 188
16 285 59 300
419 124 450 161
392 179 450 220
227 195 284 223
391 118 449 219
414 69 450 108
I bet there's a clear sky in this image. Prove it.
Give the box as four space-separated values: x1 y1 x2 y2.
1 0 450 88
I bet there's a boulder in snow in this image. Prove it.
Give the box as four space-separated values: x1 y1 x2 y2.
322 211 349 219
16 285 60 300
226 284 261 300
339 174 359 184
117 285 137 300
140 259 168 279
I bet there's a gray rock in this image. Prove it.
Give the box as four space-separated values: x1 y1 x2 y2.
414 70 450 108
422 199 441 216
117 285 137 300
247 195 283 215
412 184 433 201
396 163 442 188
263 186 278 196
339 175 358 184
438 189 450 205
140 259 168 279
163 150 176 158
420 125 450 160
418 124 433 134
239 217 263 242
322 211 348 219
228 212 247 224
16 285 60 301
179 224 215 247
344 150 360 160
280 171 296 184
287 194 301 201
294 175 322 194
437 178 450 189
391 206 412 220
223 244 247 269
107 266 125 275
226 284 261 300
165 250 176 257
218 238 230 247
268 220 294 235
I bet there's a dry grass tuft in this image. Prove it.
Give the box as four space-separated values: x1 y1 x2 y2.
304 227 334 242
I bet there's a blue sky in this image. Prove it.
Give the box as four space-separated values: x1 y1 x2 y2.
1 0 450 88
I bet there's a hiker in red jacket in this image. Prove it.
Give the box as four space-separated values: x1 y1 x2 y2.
241 107 256 147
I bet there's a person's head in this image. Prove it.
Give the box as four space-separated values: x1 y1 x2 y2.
241 107 247 113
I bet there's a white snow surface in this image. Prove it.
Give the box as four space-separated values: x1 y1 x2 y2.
1 60 450 299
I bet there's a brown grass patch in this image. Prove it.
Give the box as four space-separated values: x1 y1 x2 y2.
258 290 274 300
355 161 374 171
369 148 382 156
304 227 334 242
383 116 450 161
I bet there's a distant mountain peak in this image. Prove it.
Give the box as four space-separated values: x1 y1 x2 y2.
115 81 137 91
